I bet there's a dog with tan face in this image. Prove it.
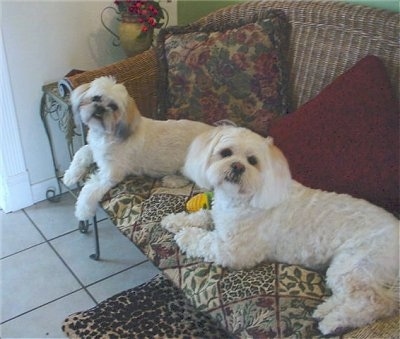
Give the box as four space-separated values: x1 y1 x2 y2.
161 126 399 335
63 76 213 221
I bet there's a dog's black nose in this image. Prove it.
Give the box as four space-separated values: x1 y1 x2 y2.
93 105 106 118
231 162 245 175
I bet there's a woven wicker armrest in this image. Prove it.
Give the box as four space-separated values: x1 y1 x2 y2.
58 48 160 117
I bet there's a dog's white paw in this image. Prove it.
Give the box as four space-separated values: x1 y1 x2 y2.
317 311 349 336
161 175 190 188
174 227 211 258
75 198 97 221
161 212 190 234
313 300 334 321
63 168 80 187
314 297 356 335
63 167 89 187
174 228 198 255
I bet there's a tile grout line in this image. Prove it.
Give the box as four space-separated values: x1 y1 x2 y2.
22 209 99 306
21 209 153 303
0 228 78 261
84 258 151 289
0 287 86 325
2 204 155 326
0 258 154 326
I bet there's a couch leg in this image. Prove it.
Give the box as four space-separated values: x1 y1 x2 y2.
79 217 101 260
89 215 100 260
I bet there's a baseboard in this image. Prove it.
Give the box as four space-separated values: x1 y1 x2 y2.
31 177 65 205
0 171 34 213
0 175 72 212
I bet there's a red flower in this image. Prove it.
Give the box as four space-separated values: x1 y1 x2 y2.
148 17 156 26
114 0 166 34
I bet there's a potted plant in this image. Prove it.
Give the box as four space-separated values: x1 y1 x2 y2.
102 0 168 57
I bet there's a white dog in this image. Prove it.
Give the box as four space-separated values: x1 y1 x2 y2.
161 126 399 335
63 76 213 221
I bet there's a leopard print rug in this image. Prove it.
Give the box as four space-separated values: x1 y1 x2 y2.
62 274 232 338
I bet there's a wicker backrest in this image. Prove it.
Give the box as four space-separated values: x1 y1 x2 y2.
64 48 160 117
65 0 399 114
190 0 399 110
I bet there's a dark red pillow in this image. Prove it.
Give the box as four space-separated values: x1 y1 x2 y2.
269 55 399 215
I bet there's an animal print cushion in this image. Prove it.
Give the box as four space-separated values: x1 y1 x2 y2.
100 176 329 337
64 175 398 338
62 274 232 338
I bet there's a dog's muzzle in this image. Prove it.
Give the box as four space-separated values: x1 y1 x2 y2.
225 161 245 184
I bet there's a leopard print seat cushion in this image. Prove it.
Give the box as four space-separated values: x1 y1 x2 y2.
99 176 329 337
64 176 398 338
62 274 232 338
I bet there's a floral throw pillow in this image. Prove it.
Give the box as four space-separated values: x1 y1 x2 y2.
156 10 290 136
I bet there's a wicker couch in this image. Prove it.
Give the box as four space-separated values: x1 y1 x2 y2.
62 1 399 337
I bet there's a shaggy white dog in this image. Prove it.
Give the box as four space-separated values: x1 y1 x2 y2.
161 126 399 335
63 76 213 221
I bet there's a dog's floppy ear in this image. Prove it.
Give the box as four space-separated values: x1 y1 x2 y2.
183 127 223 189
70 83 90 125
114 96 142 140
250 137 292 210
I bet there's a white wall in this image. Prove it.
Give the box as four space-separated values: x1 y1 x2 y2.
1 0 177 212
1 30 33 212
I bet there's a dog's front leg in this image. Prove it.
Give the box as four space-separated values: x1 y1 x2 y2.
75 173 115 221
161 209 213 234
63 145 93 186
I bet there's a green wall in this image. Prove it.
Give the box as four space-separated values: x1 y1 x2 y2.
178 1 240 25
345 0 399 11
178 0 399 25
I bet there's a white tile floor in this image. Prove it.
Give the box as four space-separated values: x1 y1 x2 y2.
0 193 160 338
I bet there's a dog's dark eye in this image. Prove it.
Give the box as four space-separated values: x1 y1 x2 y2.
247 155 258 166
92 95 102 102
220 148 233 158
108 102 118 111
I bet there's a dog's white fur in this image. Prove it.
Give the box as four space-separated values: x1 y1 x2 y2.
63 76 213 221
161 126 399 335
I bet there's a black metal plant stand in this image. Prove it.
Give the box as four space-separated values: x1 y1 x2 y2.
79 217 100 260
40 82 101 260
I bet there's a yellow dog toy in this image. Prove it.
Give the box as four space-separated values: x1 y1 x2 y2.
186 192 214 212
